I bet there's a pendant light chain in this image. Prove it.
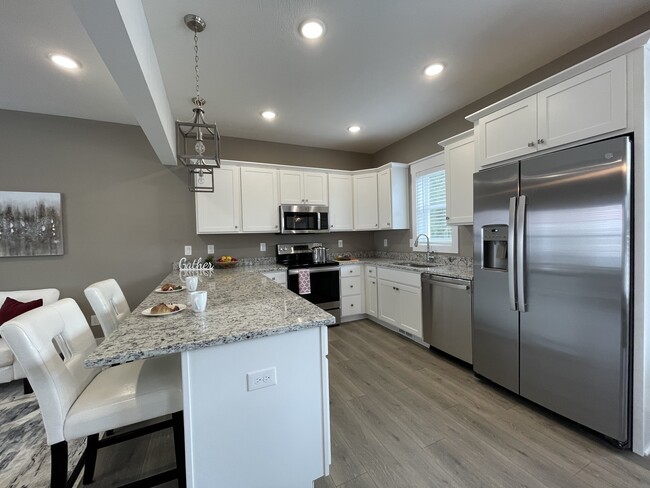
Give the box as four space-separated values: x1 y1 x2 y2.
194 29 201 101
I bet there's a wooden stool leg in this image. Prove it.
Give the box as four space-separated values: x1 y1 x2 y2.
50 441 68 488
172 411 186 488
83 433 99 484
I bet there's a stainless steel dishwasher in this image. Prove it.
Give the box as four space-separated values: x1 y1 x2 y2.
422 274 473 364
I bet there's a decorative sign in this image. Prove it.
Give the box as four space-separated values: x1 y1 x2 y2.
0 191 63 257
178 257 214 272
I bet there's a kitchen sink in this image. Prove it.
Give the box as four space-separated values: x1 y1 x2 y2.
391 262 436 268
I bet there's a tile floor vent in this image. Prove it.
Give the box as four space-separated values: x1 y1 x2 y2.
398 329 413 338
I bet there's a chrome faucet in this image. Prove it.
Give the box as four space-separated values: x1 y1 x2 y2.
415 233 434 263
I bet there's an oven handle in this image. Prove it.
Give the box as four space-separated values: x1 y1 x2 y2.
288 267 341 275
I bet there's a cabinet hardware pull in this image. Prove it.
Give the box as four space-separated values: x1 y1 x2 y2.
235 225 238 228
331 224 334 228
446 216 449 220
528 141 535 147
387 223 390 226
350 285 353 288
351 304 354 307
538 138 545 144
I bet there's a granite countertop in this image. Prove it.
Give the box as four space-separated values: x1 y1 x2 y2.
85 268 334 368
335 258 473 281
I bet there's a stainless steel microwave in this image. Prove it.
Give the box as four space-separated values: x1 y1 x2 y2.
279 205 330 234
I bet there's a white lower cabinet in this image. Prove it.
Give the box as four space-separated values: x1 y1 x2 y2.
261 271 287 287
365 266 378 318
376 268 423 339
341 265 364 317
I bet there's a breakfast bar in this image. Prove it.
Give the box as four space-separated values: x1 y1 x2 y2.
85 269 335 488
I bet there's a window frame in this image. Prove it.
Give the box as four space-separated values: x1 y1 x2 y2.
409 151 459 254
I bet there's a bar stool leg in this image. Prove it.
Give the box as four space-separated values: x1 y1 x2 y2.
172 411 186 488
83 433 99 484
50 441 68 488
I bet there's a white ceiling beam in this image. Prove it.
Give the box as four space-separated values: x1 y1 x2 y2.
71 0 177 165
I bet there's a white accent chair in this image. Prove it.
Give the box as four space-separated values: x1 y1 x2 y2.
84 279 130 338
0 298 185 488
0 288 60 393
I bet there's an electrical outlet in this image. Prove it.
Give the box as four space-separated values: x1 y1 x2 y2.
338 239 343 248
260 242 266 252
409 238 414 247
184 245 192 256
384 239 388 247
207 244 214 254
247 367 277 391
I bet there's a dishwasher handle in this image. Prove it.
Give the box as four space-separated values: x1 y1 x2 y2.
422 275 471 291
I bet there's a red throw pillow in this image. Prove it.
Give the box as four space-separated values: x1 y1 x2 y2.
0 297 44 329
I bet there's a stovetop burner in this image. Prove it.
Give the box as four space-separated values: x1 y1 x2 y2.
276 242 340 269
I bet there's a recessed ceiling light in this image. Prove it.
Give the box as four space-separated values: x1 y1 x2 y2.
348 125 361 134
261 110 277 120
299 19 325 39
424 63 444 77
48 53 81 70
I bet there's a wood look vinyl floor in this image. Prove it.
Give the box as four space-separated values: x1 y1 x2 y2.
81 320 649 487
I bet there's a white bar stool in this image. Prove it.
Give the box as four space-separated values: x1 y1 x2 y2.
84 279 130 337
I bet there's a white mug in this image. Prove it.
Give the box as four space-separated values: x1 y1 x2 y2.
185 275 199 292
189 291 207 313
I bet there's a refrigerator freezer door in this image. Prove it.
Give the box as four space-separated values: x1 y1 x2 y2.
519 136 631 442
473 163 520 393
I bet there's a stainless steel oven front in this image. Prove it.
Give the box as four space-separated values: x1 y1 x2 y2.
279 205 330 234
287 266 340 324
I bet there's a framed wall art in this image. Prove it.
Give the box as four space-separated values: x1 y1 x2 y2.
0 191 64 257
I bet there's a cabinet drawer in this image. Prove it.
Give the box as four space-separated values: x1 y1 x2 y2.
365 265 377 277
341 265 361 277
341 295 363 316
377 267 421 288
341 276 362 296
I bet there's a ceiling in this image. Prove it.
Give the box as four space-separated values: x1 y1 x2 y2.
0 1 648 154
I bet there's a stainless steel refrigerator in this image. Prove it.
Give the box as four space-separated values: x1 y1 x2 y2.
473 135 632 445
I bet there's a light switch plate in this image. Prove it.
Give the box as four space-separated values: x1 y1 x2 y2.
207 244 214 254
260 242 266 252
184 245 192 256
338 240 343 248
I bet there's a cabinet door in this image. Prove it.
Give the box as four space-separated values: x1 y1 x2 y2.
195 165 241 233
377 169 393 229
445 135 475 225
365 276 378 318
328 174 354 231
241 167 279 232
377 279 398 326
353 173 379 230
279 170 303 204
302 172 328 205
397 283 422 338
537 57 626 150
477 95 537 167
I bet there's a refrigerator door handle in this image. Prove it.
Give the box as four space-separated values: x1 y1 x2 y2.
516 195 527 312
508 197 518 311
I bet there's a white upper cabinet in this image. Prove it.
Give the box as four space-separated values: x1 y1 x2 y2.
537 56 626 150
377 165 409 230
353 173 379 230
195 164 242 234
241 166 279 232
440 130 475 225
328 173 354 231
476 56 627 168
279 170 328 206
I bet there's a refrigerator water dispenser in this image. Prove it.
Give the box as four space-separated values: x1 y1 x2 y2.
482 225 508 270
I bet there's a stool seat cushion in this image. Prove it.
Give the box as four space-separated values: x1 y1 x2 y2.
64 354 182 441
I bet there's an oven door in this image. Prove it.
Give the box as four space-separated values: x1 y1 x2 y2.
287 266 340 310
280 205 329 234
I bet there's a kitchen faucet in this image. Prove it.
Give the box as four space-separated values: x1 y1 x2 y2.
415 233 434 263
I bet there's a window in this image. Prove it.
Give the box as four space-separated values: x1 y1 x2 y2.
410 152 458 253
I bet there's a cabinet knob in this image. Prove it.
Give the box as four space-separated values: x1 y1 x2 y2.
331 224 334 228
350 303 354 307
538 138 545 145
387 223 390 226
275 225 278 228
350 285 354 288
235 225 238 228
446 216 450 220
305 199 308 203
375 224 378 227
528 141 535 148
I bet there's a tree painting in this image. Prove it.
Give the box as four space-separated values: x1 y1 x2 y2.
0 192 63 257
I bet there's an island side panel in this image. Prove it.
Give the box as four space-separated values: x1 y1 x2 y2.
181 326 330 488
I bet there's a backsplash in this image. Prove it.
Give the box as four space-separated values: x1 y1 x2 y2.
331 250 472 267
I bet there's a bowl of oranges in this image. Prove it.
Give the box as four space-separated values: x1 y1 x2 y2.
214 255 239 268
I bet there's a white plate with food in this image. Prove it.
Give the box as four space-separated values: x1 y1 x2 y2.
142 303 186 316
154 284 185 293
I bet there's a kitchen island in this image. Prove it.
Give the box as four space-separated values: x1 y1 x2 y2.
85 268 335 488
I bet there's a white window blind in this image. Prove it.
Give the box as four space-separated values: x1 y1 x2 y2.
415 168 452 244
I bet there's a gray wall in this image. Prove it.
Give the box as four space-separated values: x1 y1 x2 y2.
0 110 372 318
